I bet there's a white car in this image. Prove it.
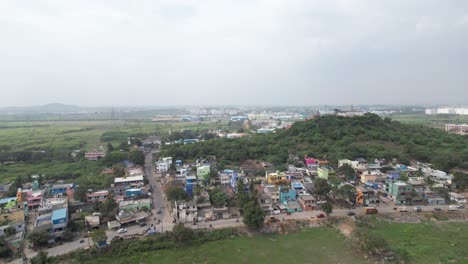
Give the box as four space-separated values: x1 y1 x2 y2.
117 228 127 234
448 205 458 211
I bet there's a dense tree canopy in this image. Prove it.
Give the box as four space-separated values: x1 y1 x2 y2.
162 114 468 172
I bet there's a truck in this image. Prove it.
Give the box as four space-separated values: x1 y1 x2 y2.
363 207 378 215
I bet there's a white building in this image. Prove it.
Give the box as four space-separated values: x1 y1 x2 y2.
156 157 173 172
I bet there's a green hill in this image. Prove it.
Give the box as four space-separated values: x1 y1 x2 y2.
162 114 468 171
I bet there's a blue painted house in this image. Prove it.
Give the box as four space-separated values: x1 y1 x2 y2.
50 183 74 196
279 186 297 203
125 188 143 198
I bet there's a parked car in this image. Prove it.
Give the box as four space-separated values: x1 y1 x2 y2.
456 204 465 209
434 207 442 211
346 211 355 216
413 206 422 212
117 228 127 234
448 205 458 211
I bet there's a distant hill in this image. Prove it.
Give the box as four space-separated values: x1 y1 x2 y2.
162 114 468 171
0 103 83 114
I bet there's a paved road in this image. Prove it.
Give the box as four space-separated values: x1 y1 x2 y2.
24 236 93 259
145 151 174 232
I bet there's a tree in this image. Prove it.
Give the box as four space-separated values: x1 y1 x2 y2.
210 189 228 207
28 230 50 247
4 226 16 237
166 186 188 201
73 185 89 202
453 172 468 191
336 164 356 181
172 223 194 242
61 230 74 242
30 250 54 264
235 179 249 208
432 187 449 202
106 143 114 152
242 201 265 229
0 240 12 258
98 197 118 219
337 185 357 203
321 202 333 216
129 150 145 166
91 230 107 245
112 164 125 177
313 178 331 199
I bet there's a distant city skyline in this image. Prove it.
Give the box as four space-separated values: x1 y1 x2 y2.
1 1 467 107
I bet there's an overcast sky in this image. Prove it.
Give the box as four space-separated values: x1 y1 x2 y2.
1 1 467 106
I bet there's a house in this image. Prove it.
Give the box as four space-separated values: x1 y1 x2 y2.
114 175 144 188
197 166 211 179
17 189 44 210
263 185 280 203
85 215 100 228
386 171 401 181
174 200 198 223
298 194 316 211
51 208 68 237
0 197 18 210
317 167 330 180
119 198 151 212
85 150 105 161
266 171 288 185
219 173 231 186
291 181 305 191
427 197 446 205
387 181 413 205
284 200 303 213
156 157 173 172
356 187 381 205
279 186 296 203
50 183 75 197
338 159 353 168
449 192 467 204
86 190 109 203
360 171 378 183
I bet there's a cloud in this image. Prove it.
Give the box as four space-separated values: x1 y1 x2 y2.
0 0 467 106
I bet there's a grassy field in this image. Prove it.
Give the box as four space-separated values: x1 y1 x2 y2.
390 113 468 129
375 221 468 264
83 228 365 264
0 120 225 184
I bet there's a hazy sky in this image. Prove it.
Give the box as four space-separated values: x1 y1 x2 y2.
1 1 467 106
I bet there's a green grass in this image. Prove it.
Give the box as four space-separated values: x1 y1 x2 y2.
0 120 225 184
390 113 468 129
83 228 365 264
375 221 468 264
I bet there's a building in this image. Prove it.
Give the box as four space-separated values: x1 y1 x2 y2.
197 166 211 179
119 198 151 212
84 151 105 161
360 171 378 184
156 157 173 172
114 175 144 188
445 124 468 134
265 171 288 185
387 181 413 205
50 183 75 196
0 197 18 210
279 186 296 203
449 192 467 204
51 208 68 237
317 167 330 180
298 194 316 211
356 187 380 205
86 190 109 203
17 189 44 210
